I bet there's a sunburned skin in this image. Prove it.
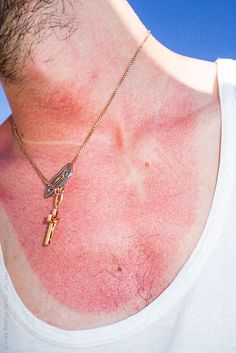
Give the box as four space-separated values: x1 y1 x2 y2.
0 84 201 315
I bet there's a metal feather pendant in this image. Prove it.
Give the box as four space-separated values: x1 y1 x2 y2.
44 163 73 198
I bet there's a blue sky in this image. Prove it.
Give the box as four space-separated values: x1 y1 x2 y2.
1 0 236 124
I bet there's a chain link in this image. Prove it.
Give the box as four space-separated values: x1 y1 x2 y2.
12 30 151 187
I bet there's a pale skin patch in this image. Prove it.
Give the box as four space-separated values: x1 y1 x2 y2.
0 92 199 316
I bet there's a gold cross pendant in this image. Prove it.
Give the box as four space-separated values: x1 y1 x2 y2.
43 187 64 246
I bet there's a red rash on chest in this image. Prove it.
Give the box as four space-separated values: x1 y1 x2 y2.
1 89 200 314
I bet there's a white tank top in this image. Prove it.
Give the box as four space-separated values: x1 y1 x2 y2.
1 58 236 353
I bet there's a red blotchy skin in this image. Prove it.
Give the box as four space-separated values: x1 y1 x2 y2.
1 88 199 315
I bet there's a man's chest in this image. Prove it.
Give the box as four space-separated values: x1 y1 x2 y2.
0 104 221 329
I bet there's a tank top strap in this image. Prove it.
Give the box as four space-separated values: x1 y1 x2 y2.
216 58 236 173
216 58 236 113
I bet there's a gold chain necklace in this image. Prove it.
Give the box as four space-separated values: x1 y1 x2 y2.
12 30 151 247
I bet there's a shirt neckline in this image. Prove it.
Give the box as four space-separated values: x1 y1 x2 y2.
0 58 234 348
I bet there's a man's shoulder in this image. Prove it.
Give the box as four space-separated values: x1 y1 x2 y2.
160 49 221 124
173 53 219 101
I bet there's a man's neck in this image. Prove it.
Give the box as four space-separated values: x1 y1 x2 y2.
2 0 217 156
3 1 145 144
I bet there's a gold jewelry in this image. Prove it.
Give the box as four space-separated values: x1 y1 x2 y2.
12 30 151 247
